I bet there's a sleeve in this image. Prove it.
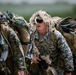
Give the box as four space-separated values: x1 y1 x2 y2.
56 30 74 72
8 27 26 70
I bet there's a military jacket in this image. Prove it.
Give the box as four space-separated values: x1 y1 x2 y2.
33 29 74 72
1 25 25 70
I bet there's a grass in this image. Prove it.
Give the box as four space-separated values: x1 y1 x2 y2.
0 3 76 22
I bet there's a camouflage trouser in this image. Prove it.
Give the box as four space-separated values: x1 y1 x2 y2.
30 63 46 75
55 66 64 75
5 57 28 75
30 63 64 75
30 63 65 75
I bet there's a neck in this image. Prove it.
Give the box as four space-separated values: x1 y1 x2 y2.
38 27 47 35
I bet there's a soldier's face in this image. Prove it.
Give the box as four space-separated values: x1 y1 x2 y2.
36 21 47 33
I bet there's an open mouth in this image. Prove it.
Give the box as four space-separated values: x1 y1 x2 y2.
37 26 40 27
37 25 41 28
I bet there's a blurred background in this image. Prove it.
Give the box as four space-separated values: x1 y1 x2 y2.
0 0 76 22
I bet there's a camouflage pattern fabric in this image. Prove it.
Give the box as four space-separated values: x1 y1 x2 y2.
53 17 76 75
32 28 74 75
9 14 30 56
0 32 9 61
1 24 26 75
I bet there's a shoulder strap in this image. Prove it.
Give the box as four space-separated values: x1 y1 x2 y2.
50 31 58 48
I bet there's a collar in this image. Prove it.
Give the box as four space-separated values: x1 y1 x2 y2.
34 27 50 40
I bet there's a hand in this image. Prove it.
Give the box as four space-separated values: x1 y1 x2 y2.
31 56 41 64
18 70 25 75
65 72 71 75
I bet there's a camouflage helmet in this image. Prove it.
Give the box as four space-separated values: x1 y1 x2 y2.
11 15 28 29
2 11 28 28
47 16 62 32
60 17 76 33
29 10 51 32
50 16 63 27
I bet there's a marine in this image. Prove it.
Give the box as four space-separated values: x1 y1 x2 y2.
51 16 76 75
29 10 74 75
0 11 26 75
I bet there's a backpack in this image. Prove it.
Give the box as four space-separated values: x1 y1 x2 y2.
2 11 30 56
52 17 76 71
58 17 76 54
51 17 76 55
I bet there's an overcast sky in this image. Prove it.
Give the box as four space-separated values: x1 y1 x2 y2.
0 0 76 4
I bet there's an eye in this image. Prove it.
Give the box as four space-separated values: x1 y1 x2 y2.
36 18 43 23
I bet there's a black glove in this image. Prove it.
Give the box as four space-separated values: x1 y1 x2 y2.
37 54 48 69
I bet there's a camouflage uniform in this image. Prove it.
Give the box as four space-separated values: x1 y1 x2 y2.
0 11 30 75
31 28 74 75
52 17 76 75
5 12 31 57
29 10 74 75
0 23 26 75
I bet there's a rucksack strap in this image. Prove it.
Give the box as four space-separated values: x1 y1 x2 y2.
50 31 58 48
20 39 31 45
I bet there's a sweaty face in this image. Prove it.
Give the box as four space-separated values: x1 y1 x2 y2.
35 18 47 34
36 22 46 30
36 21 47 35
